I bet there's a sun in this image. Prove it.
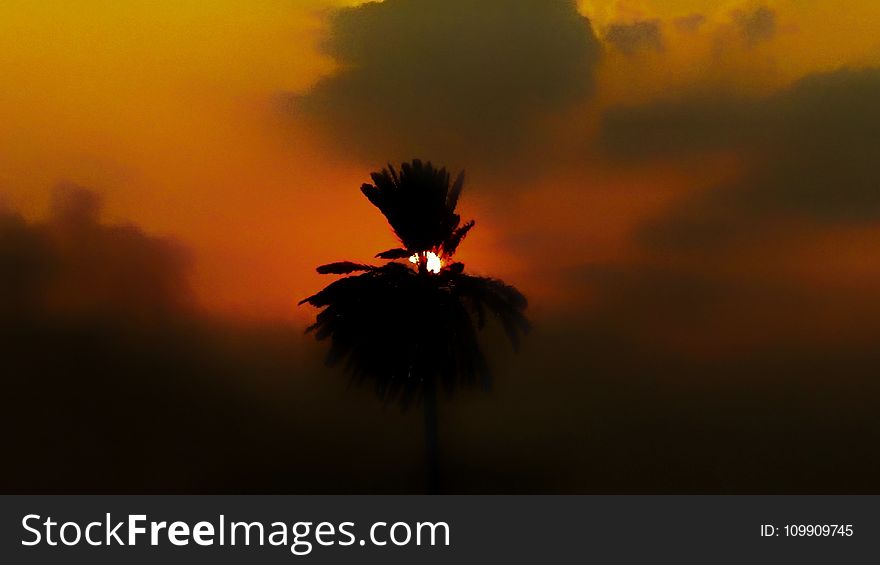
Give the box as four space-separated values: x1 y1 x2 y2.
409 251 443 274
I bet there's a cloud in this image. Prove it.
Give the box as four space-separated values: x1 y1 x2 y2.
292 0 601 166
601 67 880 223
605 20 664 55
732 5 777 45
673 13 706 33
581 66 880 364
0 183 193 322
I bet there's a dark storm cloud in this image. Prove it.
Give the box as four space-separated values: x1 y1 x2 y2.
0 183 192 321
732 5 777 45
602 93 759 161
602 67 880 223
673 13 706 33
605 20 664 55
292 0 601 165
576 65 880 403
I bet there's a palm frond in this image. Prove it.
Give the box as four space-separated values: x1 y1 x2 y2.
375 248 412 260
443 220 475 257
453 274 530 351
360 159 472 256
446 171 465 215
316 261 376 275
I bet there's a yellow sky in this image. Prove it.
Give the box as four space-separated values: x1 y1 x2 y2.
2 0 880 320
0 1 353 317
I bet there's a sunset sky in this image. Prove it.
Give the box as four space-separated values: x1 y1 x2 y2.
3 0 880 346
4 0 880 494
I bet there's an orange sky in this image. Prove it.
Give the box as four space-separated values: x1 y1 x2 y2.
2 0 880 330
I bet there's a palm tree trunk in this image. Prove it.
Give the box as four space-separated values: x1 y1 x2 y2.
423 382 440 494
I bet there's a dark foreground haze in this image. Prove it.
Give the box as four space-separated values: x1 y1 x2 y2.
2 186 878 493
3 0 880 494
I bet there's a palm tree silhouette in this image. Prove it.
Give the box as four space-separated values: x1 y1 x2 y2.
300 159 529 492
